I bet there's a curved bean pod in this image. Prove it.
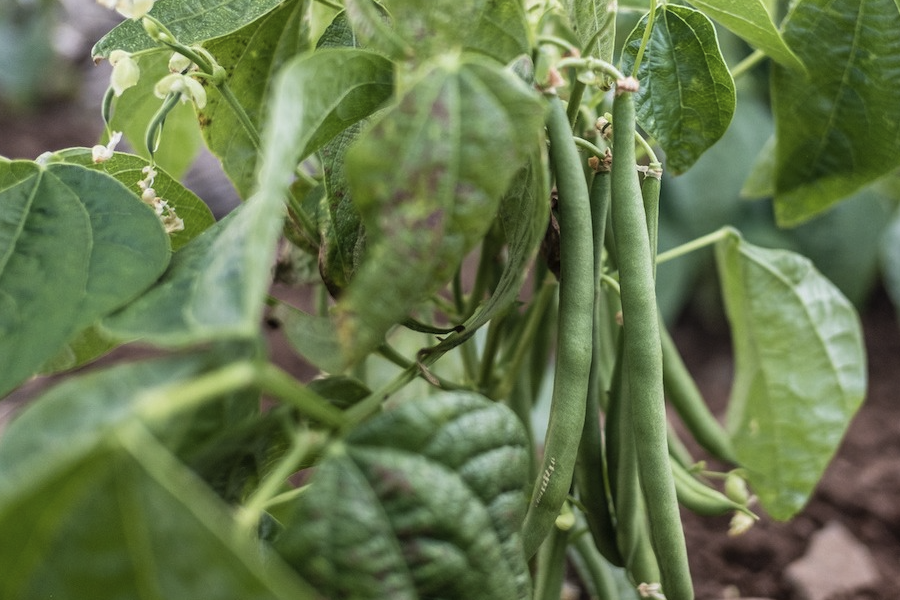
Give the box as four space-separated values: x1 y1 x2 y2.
520 94 595 558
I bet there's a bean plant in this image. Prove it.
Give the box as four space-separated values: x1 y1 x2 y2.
1 0 896 598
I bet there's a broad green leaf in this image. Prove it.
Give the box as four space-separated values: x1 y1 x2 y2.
883 210 900 318
715 230 866 520
336 56 545 365
262 48 393 168
317 121 368 296
621 5 736 174
272 303 345 374
101 197 279 344
107 51 203 180
0 423 313 600
740 135 776 199
686 0 805 72
344 0 531 64
0 161 169 397
274 391 531 600
92 0 286 58
426 148 550 355
564 0 615 61
771 0 900 226
56 148 215 251
199 0 310 198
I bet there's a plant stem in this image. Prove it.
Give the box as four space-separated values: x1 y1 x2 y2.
655 226 735 265
256 362 346 428
236 426 318 532
731 49 766 80
574 136 608 158
631 0 658 79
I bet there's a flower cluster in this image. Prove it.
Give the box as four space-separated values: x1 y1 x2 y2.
138 166 185 234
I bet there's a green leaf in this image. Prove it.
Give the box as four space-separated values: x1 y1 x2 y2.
55 148 215 251
740 135 776 199
336 56 545 365
0 422 313 599
92 0 287 58
685 0 805 72
564 0 616 60
39 325 120 375
108 51 203 180
317 121 368 295
199 0 310 198
621 4 736 174
101 198 278 345
273 391 531 600
273 303 346 374
771 0 900 226
344 0 531 64
426 148 550 355
715 230 866 520
264 48 394 167
0 161 169 397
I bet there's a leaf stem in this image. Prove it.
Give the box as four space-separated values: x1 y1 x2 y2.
574 136 608 158
631 0 659 79
730 49 766 80
256 362 346 428
655 226 736 265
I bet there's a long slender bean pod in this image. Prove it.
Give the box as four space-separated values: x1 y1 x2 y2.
641 162 662 278
521 95 595 558
609 77 693 600
576 163 624 567
660 322 738 464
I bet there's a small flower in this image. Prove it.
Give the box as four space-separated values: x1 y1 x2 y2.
728 510 756 537
109 50 140 96
154 73 207 109
91 131 123 163
168 52 193 74
637 583 666 599
97 0 155 19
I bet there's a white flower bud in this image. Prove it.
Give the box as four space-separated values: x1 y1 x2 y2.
154 73 206 109
98 0 155 19
168 52 193 73
109 50 140 97
91 131 123 163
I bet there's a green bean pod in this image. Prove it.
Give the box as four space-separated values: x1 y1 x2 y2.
671 457 757 519
609 78 693 600
521 94 595 558
575 161 624 568
660 323 738 464
641 162 662 278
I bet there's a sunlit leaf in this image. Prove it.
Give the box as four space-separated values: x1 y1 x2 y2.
621 4 735 174
563 0 615 60
716 230 866 519
92 0 287 58
274 391 531 600
771 0 900 225
685 0 805 72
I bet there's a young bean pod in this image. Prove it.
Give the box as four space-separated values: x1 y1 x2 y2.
521 94 595 558
661 323 738 464
670 457 757 519
609 77 693 600
575 157 624 568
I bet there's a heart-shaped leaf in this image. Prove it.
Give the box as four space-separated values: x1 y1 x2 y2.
715 230 866 519
273 391 532 600
771 0 900 225
0 160 169 397
621 4 736 174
